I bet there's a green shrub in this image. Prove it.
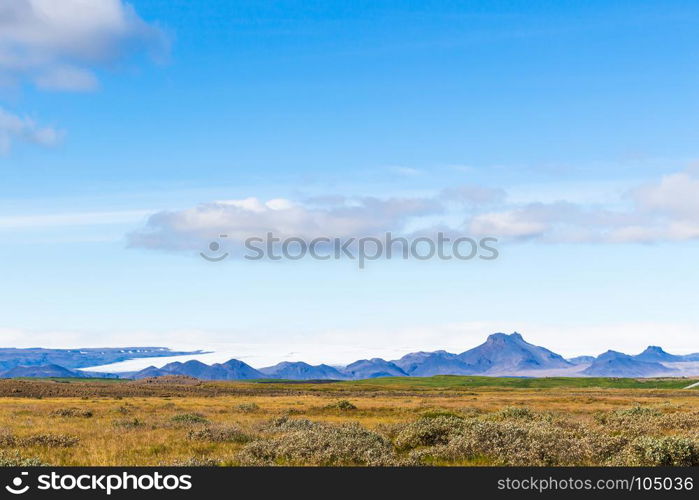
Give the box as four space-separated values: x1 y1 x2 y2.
0 451 45 466
494 406 535 420
166 456 221 466
112 418 144 429
187 426 253 444
239 422 399 466
394 416 467 449
420 409 465 420
620 436 699 466
261 416 318 433
324 400 357 411
170 413 209 425
50 407 93 418
406 419 593 466
236 402 259 413
19 434 79 448
616 406 662 418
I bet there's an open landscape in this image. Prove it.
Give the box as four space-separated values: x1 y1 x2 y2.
1 375 699 467
2 2 698 490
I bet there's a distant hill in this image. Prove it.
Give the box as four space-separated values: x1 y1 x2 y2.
393 351 475 376
1 334 698 380
583 350 676 377
342 358 407 379
259 362 348 380
133 359 263 380
633 346 686 363
0 364 84 378
0 347 205 371
567 355 596 365
457 332 572 375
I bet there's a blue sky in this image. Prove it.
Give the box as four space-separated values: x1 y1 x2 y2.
1 0 698 367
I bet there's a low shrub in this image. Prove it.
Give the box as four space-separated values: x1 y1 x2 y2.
19 434 79 448
170 413 209 425
235 402 259 413
50 407 93 418
187 425 253 444
493 407 535 420
617 436 699 466
112 418 144 429
261 416 318 433
166 456 221 466
0 431 16 447
418 419 592 466
238 422 400 466
324 400 357 411
0 451 45 466
420 409 465 420
394 416 467 449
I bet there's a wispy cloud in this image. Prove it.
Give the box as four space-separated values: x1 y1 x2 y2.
0 106 61 152
385 166 423 177
0 209 150 229
467 171 699 243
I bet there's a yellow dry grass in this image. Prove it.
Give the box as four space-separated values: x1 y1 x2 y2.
1 380 699 465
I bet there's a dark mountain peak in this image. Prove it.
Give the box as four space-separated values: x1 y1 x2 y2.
459 332 571 374
274 361 303 368
258 361 347 380
634 345 684 363
0 363 83 378
567 355 595 365
486 332 524 344
219 359 251 368
342 358 407 379
182 360 209 367
583 350 676 377
597 350 628 360
134 358 262 380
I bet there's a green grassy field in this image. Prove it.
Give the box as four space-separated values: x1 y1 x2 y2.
344 375 698 389
12 374 699 390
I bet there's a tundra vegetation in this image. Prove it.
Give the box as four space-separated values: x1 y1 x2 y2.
0 375 698 466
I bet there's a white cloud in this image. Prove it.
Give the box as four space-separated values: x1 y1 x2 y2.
0 106 61 152
0 0 165 91
33 65 98 92
127 169 699 253
467 170 699 243
0 0 164 151
128 196 442 251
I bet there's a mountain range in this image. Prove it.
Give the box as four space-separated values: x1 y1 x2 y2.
124 332 699 380
2 333 698 380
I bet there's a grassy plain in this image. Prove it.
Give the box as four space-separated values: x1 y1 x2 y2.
1 375 699 466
